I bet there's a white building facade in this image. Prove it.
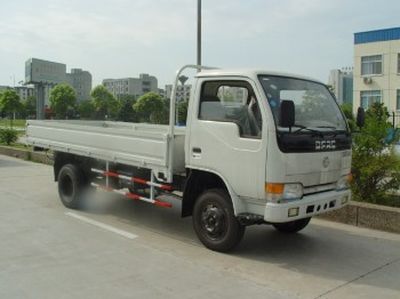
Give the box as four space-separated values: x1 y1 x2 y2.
103 74 158 99
14 86 35 101
353 27 400 116
328 68 353 105
0 85 35 101
66 68 92 102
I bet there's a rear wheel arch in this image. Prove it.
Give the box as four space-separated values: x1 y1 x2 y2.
54 152 92 182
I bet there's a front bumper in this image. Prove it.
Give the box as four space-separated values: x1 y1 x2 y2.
264 189 351 223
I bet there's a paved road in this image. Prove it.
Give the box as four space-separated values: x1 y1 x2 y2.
0 155 399 299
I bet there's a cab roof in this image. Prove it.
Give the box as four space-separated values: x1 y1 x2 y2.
195 68 323 84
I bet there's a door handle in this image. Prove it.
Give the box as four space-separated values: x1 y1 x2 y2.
192 147 202 154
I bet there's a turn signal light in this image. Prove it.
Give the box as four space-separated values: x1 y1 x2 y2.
265 183 284 194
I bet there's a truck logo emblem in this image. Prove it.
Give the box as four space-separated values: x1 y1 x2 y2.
322 157 330 168
315 140 336 150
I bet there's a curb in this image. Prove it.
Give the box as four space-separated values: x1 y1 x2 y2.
0 145 53 165
317 201 400 234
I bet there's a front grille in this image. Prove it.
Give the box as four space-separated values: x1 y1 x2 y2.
303 183 336 195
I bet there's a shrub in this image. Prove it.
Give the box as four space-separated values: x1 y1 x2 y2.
351 103 400 204
0 128 18 145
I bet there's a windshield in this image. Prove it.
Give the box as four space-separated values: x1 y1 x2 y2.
259 75 347 132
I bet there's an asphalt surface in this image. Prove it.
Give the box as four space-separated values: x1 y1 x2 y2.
0 155 399 299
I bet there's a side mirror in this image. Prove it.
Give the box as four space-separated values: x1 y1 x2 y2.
280 100 295 127
356 107 365 128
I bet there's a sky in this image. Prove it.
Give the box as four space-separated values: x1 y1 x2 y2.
1 0 400 88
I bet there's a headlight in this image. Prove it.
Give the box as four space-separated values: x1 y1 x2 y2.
265 183 303 203
336 174 352 191
283 183 304 201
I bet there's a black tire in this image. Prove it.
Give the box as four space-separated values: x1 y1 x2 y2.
57 164 88 209
273 217 311 233
192 189 245 252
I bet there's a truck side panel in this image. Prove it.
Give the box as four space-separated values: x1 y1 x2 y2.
26 120 186 179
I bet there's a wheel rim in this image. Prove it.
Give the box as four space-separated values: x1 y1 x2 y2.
200 203 227 241
60 174 74 199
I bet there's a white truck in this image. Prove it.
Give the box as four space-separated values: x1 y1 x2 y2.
26 65 352 252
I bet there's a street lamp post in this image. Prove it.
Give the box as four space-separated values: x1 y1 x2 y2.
197 0 202 68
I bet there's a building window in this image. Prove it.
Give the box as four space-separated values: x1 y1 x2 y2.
397 90 400 110
361 90 381 109
361 55 382 76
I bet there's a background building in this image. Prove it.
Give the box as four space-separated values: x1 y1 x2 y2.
353 27 400 117
14 86 35 101
158 88 165 98
165 84 192 102
25 58 92 118
0 85 35 101
103 74 158 99
328 68 353 105
25 58 67 85
66 68 92 102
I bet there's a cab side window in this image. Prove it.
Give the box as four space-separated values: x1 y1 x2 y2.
199 81 262 138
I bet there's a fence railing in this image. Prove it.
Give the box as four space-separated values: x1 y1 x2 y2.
391 112 400 128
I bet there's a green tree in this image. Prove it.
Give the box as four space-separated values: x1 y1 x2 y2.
0 89 23 127
177 100 188 125
117 96 137 122
77 100 95 119
133 92 167 124
49 84 77 119
91 85 120 119
23 95 36 119
351 102 400 204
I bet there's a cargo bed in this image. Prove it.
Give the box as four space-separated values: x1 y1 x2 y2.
25 120 186 178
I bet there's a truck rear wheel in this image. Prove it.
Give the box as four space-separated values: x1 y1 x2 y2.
273 217 311 233
58 164 87 209
192 189 245 252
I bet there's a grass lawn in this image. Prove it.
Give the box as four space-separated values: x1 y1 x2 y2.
0 119 26 128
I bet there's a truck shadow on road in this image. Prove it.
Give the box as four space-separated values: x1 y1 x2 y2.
80 192 400 293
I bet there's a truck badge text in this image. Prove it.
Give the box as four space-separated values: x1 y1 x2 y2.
315 140 336 150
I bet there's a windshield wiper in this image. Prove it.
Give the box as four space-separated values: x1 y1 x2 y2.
315 126 340 137
315 126 337 130
292 124 324 137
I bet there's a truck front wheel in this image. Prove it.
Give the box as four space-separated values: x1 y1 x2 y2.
273 217 311 233
58 164 87 209
192 189 245 252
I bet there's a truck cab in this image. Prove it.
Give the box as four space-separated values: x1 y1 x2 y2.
185 69 351 228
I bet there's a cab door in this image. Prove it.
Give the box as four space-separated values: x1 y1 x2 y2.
187 78 266 200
